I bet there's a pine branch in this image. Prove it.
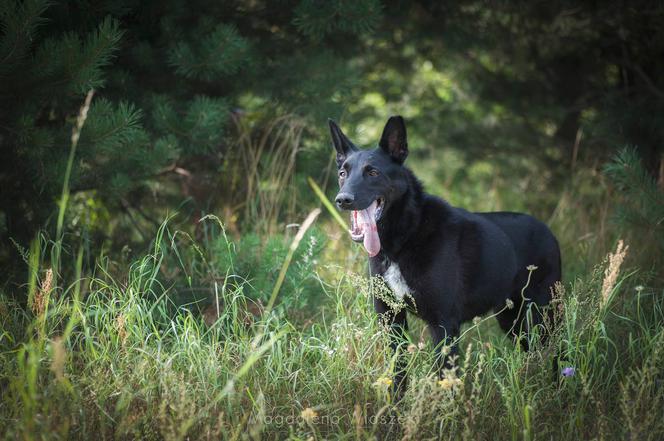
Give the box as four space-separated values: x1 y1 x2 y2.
32 16 124 94
293 0 382 40
604 147 664 240
168 23 250 81
0 0 50 71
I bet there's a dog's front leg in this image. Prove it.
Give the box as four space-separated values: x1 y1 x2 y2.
374 297 409 399
429 321 460 378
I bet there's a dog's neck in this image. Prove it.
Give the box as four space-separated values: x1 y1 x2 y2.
376 168 425 259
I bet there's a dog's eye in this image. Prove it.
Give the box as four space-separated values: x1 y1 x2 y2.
367 169 379 177
338 170 346 178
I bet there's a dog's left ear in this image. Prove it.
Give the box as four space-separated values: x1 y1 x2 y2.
379 115 408 163
328 119 357 167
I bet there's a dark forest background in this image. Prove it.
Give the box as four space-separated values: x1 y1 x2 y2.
2 0 663 285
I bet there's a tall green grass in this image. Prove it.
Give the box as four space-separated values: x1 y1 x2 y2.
1 217 662 439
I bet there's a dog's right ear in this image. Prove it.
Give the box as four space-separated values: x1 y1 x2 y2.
328 119 356 167
379 115 408 164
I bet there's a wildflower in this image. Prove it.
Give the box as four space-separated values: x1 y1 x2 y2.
438 378 462 390
561 367 575 377
472 316 481 325
300 407 318 424
505 298 515 309
438 378 453 390
374 376 393 388
526 265 538 271
407 343 417 354
635 285 644 293
418 341 426 350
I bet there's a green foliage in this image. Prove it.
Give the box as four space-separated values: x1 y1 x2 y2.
0 0 380 276
34 16 123 94
4 0 664 283
0 2 140 274
294 0 382 39
168 22 251 81
151 94 230 155
206 227 327 310
604 148 664 235
0 0 50 77
603 148 664 271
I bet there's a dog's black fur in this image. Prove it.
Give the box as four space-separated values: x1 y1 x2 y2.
329 116 561 394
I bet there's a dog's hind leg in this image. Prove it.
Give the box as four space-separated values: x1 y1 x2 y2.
498 264 559 350
497 301 548 351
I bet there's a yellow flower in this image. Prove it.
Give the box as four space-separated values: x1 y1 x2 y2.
407 344 417 353
438 378 453 390
300 407 318 424
374 376 393 388
438 378 462 390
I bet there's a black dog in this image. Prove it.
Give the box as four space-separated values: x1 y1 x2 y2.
329 116 561 392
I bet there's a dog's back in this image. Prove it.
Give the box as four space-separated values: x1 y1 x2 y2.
478 211 561 303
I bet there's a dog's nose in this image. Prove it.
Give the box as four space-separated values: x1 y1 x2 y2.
335 192 355 209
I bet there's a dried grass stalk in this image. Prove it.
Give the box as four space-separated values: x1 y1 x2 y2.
33 268 53 316
601 240 628 306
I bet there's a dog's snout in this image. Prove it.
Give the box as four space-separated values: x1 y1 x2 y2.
335 192 355 209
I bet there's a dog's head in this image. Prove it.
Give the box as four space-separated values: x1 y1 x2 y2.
328 116 410 256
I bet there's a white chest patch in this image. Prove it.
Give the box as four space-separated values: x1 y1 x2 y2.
383 262 413 301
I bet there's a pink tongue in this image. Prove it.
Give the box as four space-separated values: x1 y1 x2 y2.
355 201 381 257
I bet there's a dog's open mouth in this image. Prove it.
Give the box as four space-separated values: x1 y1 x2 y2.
348 198 383 257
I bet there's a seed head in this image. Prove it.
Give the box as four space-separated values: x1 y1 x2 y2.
33 268 53 316
601 240 628 306
300 407 318 424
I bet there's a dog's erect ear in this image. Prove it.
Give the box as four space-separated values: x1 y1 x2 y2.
379 116 408 164
328 119 357 167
